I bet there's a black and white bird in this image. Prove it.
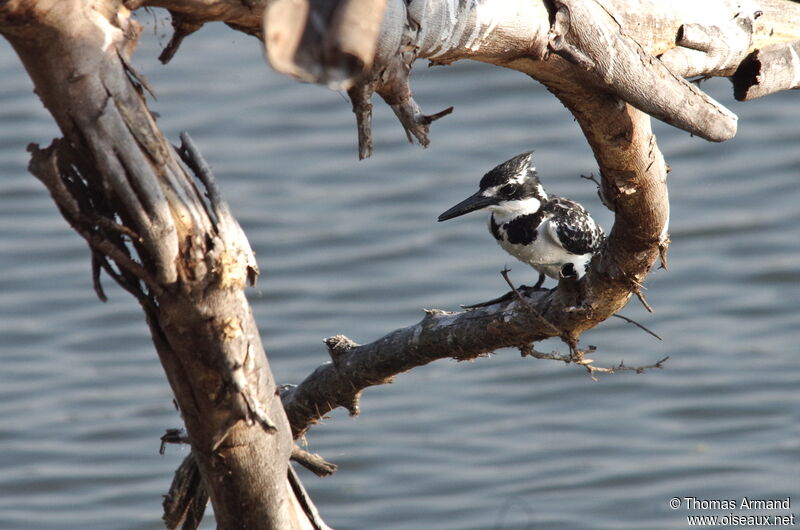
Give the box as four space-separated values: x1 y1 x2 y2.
438 152 605 289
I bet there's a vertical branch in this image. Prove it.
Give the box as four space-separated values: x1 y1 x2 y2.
528 59 669 331
1 1 318 528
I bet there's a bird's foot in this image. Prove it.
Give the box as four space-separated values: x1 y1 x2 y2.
461 290 516 309
461 283 549 309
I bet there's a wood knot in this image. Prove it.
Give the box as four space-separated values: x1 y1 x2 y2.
324 334 358 364
422 308 451 321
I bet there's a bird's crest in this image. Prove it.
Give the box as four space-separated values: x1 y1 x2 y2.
479 151 536 190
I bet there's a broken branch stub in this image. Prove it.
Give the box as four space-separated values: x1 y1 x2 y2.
659 18 755 78
733 40 800 100
264 0 388 90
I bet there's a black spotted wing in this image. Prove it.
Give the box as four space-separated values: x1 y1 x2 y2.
545 197 605 256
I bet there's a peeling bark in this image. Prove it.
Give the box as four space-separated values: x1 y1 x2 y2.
1 1 317 528
4 0 800 528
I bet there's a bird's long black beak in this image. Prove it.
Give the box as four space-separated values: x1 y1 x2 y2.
438 191 499 222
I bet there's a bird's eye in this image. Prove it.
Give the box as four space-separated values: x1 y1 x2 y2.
501 183 518 195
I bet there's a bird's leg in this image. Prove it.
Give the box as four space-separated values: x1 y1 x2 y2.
460 291 515 309
461 268 535 309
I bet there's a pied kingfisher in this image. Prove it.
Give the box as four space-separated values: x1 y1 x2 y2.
438 152 605 289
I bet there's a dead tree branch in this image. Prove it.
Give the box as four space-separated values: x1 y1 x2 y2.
524 345 669 381
281 287 593 439
281 289 669 438
548 0 738 142
733 39 800 100
6 1 800 528
1 2 320 528
132 0 800 154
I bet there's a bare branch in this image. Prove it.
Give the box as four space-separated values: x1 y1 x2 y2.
659 19 755 78
733 40 800 100
291 446 338 478
347 82 375 159
281 287 669 437
128 0 263 36
124 1 800 154
3 3 304 527
282 285 615 439
549 0 738 142
611 314 662 341
158 12 204 64
525 345 669 381
288 464 332 530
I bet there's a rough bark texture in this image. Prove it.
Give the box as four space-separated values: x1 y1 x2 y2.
733 39 800 100
267 0 800 436
1 1 313 529
4 0 800 528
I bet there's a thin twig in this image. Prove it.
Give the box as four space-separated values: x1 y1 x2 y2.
611 313 662 340
291 446 337 477
635 289 654 313
160 428 190 455
500 267 561 334
91 253 108 302
658 237 670 270
287 464 330 530
178 132 225 213
525 344 669 380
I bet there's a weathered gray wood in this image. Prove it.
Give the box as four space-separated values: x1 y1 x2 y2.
733 40 800 100
659 20 755 78
1 1 318 529
549 0 738 142
5 0 800 528
137 0 800 148
264 0 387 89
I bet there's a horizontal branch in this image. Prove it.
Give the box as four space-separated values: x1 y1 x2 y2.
733 40 800 100
282 279 669 438
283 285 594 439
127 0 263 35
126 0 800 152
658 19 754 78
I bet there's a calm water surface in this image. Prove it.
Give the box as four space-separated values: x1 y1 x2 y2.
1 16 798 530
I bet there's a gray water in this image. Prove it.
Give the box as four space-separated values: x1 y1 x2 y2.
1 15 798 530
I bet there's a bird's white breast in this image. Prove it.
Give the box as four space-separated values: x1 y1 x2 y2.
489 214 593 280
